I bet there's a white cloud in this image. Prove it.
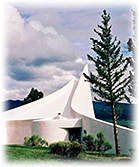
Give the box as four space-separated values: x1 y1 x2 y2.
28 20 59 35
4 5 83 100
26 8 61 27
6 5 78 63
4 64 77 100
6 5 26 45
4 4 134 102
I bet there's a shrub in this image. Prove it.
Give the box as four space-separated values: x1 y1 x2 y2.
83 131 112 152
70 141 83 157
82 134 96 151
24 134 48 147
50 141 71 157
103 140 113 151
69 135 79 142
49 141 82 157
96 131 112 151
129 147 135 156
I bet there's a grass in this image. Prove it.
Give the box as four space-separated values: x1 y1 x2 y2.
4 145 60 162
3 145 132 164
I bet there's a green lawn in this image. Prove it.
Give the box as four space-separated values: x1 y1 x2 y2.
3 145 132 164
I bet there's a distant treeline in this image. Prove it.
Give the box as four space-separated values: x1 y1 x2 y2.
93 101 136 121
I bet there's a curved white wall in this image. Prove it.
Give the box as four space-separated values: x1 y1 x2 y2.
6 119 36 144
32 119 82 144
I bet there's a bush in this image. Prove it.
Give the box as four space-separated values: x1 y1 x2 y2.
50 141 71 157
24 134 48 147
49 141 82 157
83 131 112 152
129 147 135 156
82 134 96 151
70 141 83 157
69 135 79 142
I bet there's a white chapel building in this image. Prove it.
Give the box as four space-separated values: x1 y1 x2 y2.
2 64 136 154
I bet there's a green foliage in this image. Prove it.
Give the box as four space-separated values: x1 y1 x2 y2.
69 135 79 143
83 9 130 113
83 9 130 155
70 141 83 157
83 131 112 152
24 134 48 147
50 141 71 157
49 141 82 157
5 145 131 162
22 88 44 105
128 147 135 156
82 134 96 151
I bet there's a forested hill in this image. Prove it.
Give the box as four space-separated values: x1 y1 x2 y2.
93 101 135 121
3 100 23 111
2 100 135 121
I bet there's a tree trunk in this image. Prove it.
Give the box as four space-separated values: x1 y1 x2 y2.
111 103 121 155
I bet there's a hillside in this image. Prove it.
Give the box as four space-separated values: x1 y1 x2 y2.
3 100 23 111
93 101 135 121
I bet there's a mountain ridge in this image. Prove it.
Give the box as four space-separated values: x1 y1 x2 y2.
3 100 23 111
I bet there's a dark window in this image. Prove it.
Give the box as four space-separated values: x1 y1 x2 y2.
68 128 82 143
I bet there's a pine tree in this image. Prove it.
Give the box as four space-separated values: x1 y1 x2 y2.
83 10 130 155
125 7 137 105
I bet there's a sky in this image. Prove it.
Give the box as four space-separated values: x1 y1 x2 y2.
1 1 136 101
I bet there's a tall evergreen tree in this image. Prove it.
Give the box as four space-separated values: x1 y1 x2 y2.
125 7 137 104
83 10 130 155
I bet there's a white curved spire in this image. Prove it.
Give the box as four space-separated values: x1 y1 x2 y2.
71 64 95 118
